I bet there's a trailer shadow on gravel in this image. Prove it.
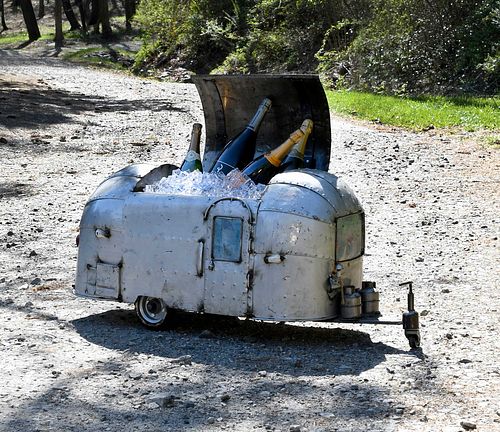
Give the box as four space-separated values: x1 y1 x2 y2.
72 308 417 378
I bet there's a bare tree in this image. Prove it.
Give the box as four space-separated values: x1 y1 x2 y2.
85 0 110 37
19 0 40 40
75 0 87 31
124 0 135 31
54 0 63 45
62 0 81 30
1 0 8 30
37 0 44 18
97 0 112 38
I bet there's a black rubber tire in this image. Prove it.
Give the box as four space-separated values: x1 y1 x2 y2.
135 296 168 329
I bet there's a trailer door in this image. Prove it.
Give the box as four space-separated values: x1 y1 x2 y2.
203 199 253 317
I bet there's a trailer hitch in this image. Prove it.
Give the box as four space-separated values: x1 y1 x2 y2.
335 281 421 349
400 281 421 349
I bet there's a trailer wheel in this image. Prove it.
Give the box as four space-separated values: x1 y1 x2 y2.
135 296 168 329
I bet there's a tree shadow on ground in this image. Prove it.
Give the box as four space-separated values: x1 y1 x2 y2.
0 180 34 198
72 308 417 378
1 368 402 432
0 75 187 130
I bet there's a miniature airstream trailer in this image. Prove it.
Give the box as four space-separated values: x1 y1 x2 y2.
75 75 420 348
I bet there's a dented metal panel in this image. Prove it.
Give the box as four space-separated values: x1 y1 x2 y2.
252 255 336 320
267 170 363 219
253 211 334 259
120 194 211 311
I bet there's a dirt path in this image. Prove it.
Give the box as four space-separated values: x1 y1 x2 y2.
1 50 499 432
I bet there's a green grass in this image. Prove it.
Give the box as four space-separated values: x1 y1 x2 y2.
0 30 55 45
62 47 135 71
326 90 500 132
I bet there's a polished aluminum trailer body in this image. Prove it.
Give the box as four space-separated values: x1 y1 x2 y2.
75 165 364 321
75 74 420 347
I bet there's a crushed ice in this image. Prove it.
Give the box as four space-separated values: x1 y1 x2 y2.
145 169 266 200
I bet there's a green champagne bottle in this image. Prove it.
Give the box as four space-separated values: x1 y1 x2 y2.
209 98 272 176
281 119 313 171
241 120 312 185
180 123 203 172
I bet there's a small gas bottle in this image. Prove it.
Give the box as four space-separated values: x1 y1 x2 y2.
341 286 362 319
360 281 380 316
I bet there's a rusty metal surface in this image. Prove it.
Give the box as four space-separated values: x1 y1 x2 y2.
192 74 331 172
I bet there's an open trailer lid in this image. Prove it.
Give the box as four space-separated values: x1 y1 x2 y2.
192 74 331 172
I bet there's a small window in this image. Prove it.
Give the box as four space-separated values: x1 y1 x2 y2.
212 217 243 262
336 213 365 262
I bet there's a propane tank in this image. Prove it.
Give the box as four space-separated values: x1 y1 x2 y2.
341 286 362 319
360 281 380 316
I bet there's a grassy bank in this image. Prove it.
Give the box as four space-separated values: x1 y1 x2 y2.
326 90 500 132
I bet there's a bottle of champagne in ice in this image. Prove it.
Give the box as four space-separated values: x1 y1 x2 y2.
209 98 272 176
281 119 313 171
180 123 203 172
241 119 312 185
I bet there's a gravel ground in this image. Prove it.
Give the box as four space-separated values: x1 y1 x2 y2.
1 49 499 432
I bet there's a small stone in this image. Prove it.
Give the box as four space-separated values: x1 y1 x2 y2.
290 425 301 432
29 250 38 257
128 372 142 380
220 393 230 402
415 257 424 262
207 417 215 424
185 400 195 408
459 359 472 364
146 393 177 408
24 301 33 308
171 355 192 365
7 230 13 236
258 370 267 377
145 402 160 410
420 310 429 316
395 406 405 414
460 421 476 430
0 137 7 144
199 329 215 339
446 333 453 339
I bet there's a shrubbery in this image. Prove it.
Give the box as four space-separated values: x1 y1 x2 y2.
134 0 499 95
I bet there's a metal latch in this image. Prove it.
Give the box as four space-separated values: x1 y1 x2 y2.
264 253 284 264
95 227 111 239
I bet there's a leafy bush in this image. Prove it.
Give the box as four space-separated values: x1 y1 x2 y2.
320 0 500 94
133 0 499 95
134 0 250 72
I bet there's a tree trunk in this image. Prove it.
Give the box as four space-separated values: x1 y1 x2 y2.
62 0 81 30
124 0 135 31
37 0 43 18
1 0 8 30
19 0 40 40
54 0 63 45
75 0 86 31
98 0 111 38
86 0 98 26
